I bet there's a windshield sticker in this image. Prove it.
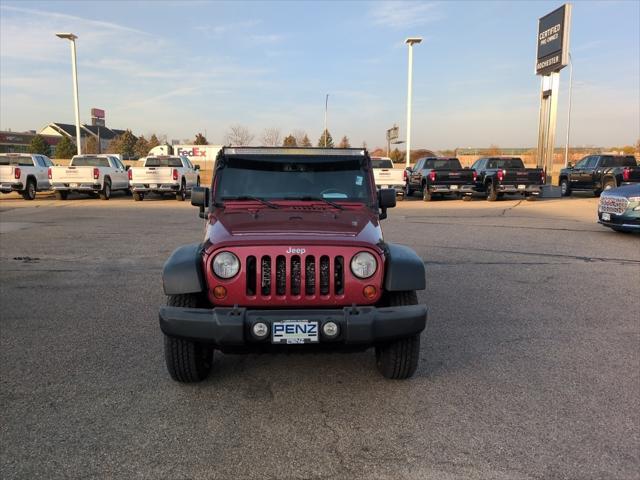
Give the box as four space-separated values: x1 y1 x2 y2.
355 176 363 186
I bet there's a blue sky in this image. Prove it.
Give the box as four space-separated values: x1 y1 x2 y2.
1 1 638 150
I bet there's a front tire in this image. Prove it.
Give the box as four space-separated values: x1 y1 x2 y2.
133 192 144 201
164 294 214 383
55 190 68 200
99 179 111 200
560 178 571 197
404 183 414 198
375 291 421 380
22 179 36 200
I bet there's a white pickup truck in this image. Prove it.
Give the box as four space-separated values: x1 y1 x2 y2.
128 155 200 201
0 153 54 200
372 157 406 199
49 154 130 200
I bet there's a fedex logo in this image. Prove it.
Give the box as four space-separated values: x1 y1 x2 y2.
176 147 206 157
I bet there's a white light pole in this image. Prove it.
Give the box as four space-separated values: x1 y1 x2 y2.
56 32 82 155
323 93 329 147
563 53 573 168
405 37 422 168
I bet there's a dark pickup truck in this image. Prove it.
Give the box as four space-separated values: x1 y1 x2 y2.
559 154 640 197
405 157 475 201
468 157 544 201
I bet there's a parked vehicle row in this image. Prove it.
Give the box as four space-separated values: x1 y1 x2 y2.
403 156 545 202
559 154 640 197
1 153 200 201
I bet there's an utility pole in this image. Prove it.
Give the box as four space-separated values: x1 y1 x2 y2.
405 38 422 167
56 33 82 155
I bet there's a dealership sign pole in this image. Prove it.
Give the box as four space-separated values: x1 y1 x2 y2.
535 4 572 196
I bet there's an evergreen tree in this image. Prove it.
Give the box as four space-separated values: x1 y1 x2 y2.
119 130 137 159
194 133 208 145
134 135 150 158
338 135 351 148
148 134 161 150
317 130 334 148
282 135 297 147
28 134 51 156
301 134 312 147
55 136 76 159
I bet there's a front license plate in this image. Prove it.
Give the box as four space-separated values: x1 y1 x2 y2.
602 213 611 221
150 183 158 189
69 183 78 188
518 184 526 190
450 185 459 190
272 320 319 344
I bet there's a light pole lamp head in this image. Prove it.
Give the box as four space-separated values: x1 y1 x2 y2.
405 37 422 46
56 32 77 41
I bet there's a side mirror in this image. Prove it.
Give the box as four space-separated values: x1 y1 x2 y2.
194 164 201 170
125 165 130 171
378 188 396 220
191 186 210 219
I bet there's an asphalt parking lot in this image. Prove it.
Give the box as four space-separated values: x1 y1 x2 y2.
1 192 638 480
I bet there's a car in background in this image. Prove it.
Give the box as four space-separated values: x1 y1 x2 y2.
49 154 130 200
469 157 544 201
405 157 475 201
371 156 405 199
128 155 200 201
597 184 640 233
559 154 640 197
0 153 54 200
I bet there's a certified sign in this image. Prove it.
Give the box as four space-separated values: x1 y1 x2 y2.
535 4 572 76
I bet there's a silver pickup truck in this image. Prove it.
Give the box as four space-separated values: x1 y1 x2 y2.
0 153 54 200
49 154 130 200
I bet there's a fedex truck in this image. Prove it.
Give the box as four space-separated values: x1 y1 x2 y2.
173 145 222 171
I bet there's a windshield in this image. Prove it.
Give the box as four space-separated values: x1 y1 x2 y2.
487 158 525 169
144 157 183 167
71 156 110 167
215 157 372 203
371 159 394 169
424 159 462 169
0 156 34 166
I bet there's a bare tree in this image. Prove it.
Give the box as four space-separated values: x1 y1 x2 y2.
292 130 308 146
225 124 255 146
261 127 281 146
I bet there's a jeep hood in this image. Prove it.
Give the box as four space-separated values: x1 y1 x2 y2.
206 207 383 246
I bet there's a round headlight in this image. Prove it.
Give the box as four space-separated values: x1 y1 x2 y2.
350 251 377 279
212 251 240 279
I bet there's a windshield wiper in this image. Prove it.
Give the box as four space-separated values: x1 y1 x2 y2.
284 196 345 210
221 195 279 209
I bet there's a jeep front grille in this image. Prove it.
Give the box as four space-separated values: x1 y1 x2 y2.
247 254 345 297
599 196 628 215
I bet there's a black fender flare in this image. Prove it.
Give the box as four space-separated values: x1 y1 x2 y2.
162 243 206 295
382 243 426 292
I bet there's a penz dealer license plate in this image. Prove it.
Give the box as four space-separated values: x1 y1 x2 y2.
602 213 611 221
450 185 459 190
518 184 526 190
272 320 319 344
150 184 158 188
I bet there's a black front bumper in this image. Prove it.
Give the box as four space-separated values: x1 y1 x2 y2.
598 212 640 231
159 304 427 346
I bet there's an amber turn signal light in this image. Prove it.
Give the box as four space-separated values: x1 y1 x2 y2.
363 285 377 299
213 286 227 299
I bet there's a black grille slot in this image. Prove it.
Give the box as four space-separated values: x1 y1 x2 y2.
261 256 271 295
275 256 286 295
334 256 344 295
305 256 316 295
291 256 301 295
320 255 330 295
246 255 256 295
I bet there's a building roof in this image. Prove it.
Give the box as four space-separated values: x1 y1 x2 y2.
44 123 134 141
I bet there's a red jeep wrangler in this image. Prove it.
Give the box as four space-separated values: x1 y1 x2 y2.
159 147 427 381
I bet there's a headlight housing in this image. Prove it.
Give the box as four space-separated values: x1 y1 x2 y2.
350 251 377 279
212 251 240 279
